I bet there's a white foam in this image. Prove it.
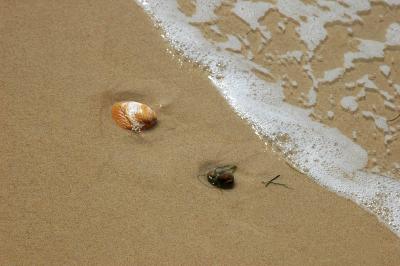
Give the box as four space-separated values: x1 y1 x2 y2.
386 23 400 46
188 0 223 22
232 1 273 41
280 50 303 63
278 21 286 32
394 84 400 95
210 24 222 35
306 88 317 107
380 64 391 77
356 75 395 102
327 111 335 120
345 82 356 89
362 111 389 133
384 101 396 111
274 0 370 51
379 90 395 102
358 75 378 90
356 88 366 100
217 35 242 52
135 0 400 237
319 68 345 83
347 27 353 36
344 40 385 69
375 116 390 133
315 24 394 94
352 130 357 140
384 0 400 5
385 135 393 145
341 96 358 112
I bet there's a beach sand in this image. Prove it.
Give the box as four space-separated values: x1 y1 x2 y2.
1 0 400 265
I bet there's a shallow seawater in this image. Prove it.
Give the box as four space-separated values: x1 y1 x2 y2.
134 0 400 236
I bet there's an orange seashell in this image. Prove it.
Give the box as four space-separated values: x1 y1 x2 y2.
111 101 157 131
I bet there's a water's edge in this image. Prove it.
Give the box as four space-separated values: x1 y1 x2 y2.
134 0 400 237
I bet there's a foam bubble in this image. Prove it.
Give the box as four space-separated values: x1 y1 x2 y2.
327 111 335 120
362 111 389 133
319 68 345 83
341 96 358 112
386 23 400 46
380 65 391 77
394 84 400 95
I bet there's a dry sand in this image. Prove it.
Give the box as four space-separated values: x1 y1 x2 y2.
1 0 400 265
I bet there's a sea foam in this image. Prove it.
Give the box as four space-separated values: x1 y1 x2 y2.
135 0 400 236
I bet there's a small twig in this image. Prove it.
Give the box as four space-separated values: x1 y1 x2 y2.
388 114 400 122
263 175 280 187
269 182 290 189
262 175 289 189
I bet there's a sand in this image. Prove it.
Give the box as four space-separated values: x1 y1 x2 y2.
1 0 400 265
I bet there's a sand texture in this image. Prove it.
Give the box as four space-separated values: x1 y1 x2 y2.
1 1 400 265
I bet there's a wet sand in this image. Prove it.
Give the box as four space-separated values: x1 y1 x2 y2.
1 0 400 265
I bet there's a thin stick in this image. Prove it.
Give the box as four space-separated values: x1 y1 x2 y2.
388 114 400 122
262 175 291 189
269 182 290 189
263 175 281 187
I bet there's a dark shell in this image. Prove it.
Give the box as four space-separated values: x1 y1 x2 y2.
207 165 236 189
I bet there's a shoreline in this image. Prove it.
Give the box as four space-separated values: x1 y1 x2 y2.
1 0 400 264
